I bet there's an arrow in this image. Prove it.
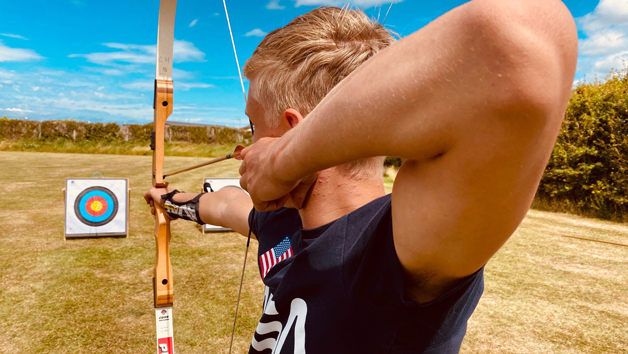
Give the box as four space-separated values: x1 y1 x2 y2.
162 145 244 179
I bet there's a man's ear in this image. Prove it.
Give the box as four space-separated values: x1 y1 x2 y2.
284 108 304 129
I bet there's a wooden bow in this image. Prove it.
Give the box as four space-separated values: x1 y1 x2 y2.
149 1 248 352
152 0 177 353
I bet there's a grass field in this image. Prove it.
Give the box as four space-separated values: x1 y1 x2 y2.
1 151 627 353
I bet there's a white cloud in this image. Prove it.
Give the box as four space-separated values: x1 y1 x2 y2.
0 41 43 62
578 0 628 32
69 51 151 66
210 76 239 80
172 40 206 62
103 42 154 52
47 97 151 120
579 29 628 56
294 0 402 8
267 0 286 10
576 0 628 81
189 19 198 27
5 108 33 113
0 33 28 40
103 69 126 76
172 68 196 80
69 40 205 67
245 29 268 37
32 87 40 91
119 81 153 91
592 50 628 73
178 82 215 91
0 68 15 79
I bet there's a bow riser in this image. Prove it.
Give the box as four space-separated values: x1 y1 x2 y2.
152 79 174 308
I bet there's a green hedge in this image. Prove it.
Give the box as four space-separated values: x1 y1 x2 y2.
0 118 251 145
536 69 628 221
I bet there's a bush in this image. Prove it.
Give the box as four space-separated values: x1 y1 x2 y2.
536 68 628 221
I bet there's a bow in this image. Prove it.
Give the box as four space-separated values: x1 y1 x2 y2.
152 0 176 353
149 1 249 352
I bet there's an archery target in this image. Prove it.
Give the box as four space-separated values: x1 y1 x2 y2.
203 177 247 233
65 178 129 238
74 187 119 226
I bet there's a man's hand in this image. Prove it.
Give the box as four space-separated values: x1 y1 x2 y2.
143 187 172 218
239 137 318 211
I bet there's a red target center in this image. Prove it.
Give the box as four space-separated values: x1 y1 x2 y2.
84 196 108 217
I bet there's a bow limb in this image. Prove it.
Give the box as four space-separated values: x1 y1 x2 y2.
152 1 176 353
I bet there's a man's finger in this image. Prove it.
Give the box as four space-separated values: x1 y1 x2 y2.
143 190 153 204
290 173 318 209
239 161 246 176
240 145 252 158
253 194 290 212
239 175 248 191
291 181 316 209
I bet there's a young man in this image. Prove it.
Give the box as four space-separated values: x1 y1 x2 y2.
145 0 577 352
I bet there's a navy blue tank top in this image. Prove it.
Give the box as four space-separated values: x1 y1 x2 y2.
248 194 484 353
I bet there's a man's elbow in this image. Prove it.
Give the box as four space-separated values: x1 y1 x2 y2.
469 0 578 120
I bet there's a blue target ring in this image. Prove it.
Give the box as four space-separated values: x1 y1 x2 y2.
74 187 119 227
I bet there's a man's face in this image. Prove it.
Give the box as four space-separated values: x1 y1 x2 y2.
245 79 291 143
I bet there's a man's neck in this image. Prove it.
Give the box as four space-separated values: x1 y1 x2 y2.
298 167 386 230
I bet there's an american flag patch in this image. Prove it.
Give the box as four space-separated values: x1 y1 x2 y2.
260 236 293 279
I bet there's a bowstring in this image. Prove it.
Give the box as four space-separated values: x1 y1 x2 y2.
223 0 247 103
222 1 251 353
229 224 253 354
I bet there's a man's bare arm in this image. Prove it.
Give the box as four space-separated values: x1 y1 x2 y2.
240 0 577 299
198 188 253 237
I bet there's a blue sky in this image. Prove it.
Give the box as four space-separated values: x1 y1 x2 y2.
0 0 621 126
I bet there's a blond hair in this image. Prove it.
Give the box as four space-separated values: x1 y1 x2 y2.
243 7 396 178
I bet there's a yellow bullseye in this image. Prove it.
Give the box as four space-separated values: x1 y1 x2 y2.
90 200 103 212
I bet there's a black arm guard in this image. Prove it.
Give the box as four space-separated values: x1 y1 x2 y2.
161 190 206 225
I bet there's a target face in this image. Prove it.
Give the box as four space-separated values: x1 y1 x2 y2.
65 178 128 238
74 187 119 226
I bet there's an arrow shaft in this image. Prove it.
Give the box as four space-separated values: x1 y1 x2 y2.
163 151 241 179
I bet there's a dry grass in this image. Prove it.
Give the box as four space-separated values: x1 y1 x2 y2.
461 209 628 353
0 151 260 353
0 151 626 353
0 139 241 159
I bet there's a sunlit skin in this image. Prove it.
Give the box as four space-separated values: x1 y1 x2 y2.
146 0 578 302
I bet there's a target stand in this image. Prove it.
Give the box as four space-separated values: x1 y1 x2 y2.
63 178 130 239
202 177 247 233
